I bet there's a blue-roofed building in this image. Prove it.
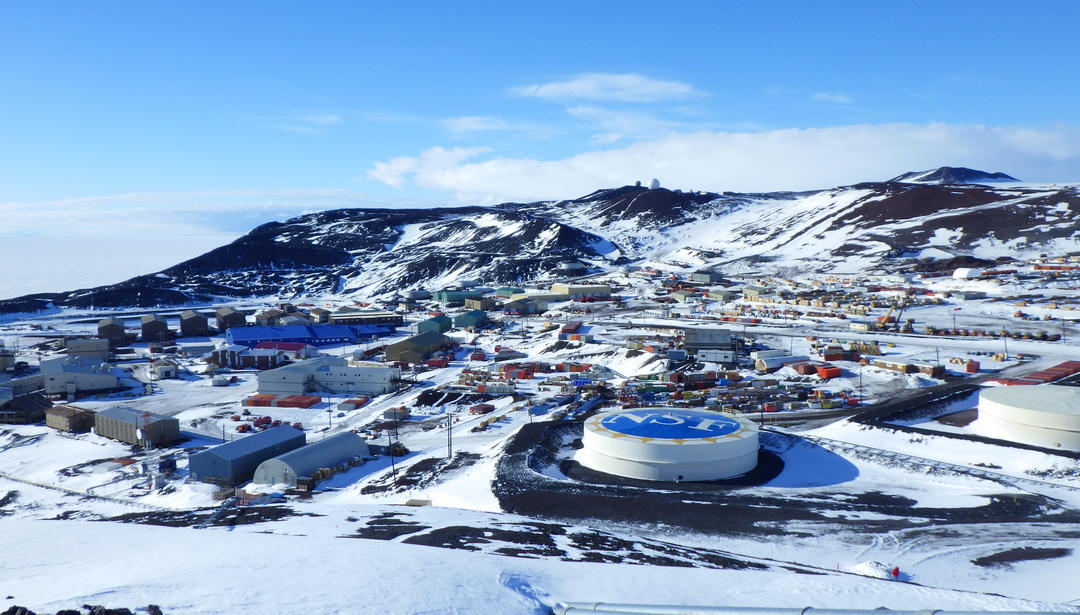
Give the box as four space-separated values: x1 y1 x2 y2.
309 324 358 345
350 324 395 339
188 425 307 486
225 324 395 347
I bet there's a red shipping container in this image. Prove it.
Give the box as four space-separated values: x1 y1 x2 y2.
277 395 321 408
965 360 980 373
427 359 449 368
817 366 843 379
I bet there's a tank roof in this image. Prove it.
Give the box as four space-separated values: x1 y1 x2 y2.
980 384 1080 417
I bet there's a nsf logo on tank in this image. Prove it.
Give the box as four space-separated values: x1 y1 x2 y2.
599 409 742 440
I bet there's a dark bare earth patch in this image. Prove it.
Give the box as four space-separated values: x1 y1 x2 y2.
972 547 1072 567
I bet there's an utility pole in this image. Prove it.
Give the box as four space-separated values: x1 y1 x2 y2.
387 429 397 485
446 408 454 458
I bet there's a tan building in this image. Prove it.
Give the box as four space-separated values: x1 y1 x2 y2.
140 315 172 342
464 297 496 311
179 310 210 337
46 404 95 433
550 283 612 299
65 338 110 361
94 406 179 447
97 317 128 346
214 306 248 331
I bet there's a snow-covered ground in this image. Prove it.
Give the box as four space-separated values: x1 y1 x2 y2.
3 271 1080 614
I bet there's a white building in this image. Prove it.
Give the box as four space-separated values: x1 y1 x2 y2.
953 268 984 279
40 356 120 397
257 356 401 396
65 338 110 361
550 283 612 299
150 359 179 379
683 327 732 353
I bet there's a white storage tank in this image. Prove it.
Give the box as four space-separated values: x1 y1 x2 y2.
974 384 1080 451
575 408 759 481
952 267 983 279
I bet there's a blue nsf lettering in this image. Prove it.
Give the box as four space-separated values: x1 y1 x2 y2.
600 410 740 439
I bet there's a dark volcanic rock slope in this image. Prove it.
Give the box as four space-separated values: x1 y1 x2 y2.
3 175 1079 312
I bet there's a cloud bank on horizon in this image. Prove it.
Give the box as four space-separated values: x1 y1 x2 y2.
368 121 1080 203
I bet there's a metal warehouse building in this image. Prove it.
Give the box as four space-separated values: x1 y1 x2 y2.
188 425 307 486
252 431 369 487
94 406 180 447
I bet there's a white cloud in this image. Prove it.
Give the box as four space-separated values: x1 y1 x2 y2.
366 123 1080 202
440 116 554 138
368 146 493 188
298 113 342 125
566 105 694 144
275 112 344 134
510 73 704 103
812 92 853 104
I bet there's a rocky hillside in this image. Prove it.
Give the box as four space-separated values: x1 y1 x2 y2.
3 169 1078 313
888 166 1020 184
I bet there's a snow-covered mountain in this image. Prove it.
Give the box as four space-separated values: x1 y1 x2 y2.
888 166 1020 184
3 174 1078 312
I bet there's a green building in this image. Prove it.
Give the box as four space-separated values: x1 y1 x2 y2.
417 315 452 334
433 289 486 303
453 310 489 329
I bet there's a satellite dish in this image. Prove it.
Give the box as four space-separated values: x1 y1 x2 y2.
136 428 144 440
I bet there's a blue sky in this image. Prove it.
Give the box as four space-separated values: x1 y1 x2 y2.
2 1 1079 294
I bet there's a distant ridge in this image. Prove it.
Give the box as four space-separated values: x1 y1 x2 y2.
888 166 1020 185
3 173 1077 314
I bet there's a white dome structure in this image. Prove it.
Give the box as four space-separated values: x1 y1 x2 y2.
576 409 759 481
975 385 1080 451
